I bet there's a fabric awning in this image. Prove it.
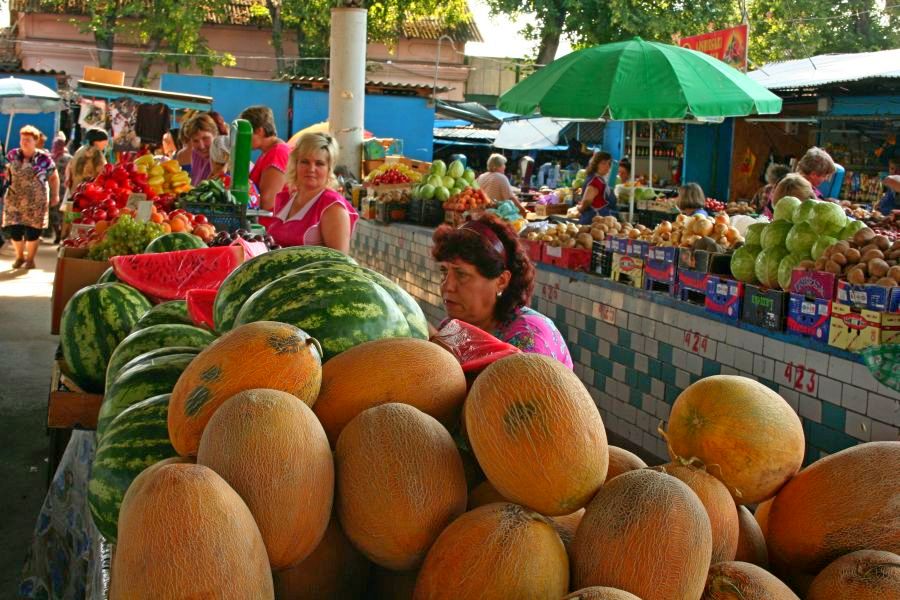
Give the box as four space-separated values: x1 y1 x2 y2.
493 117 570 150
76 80 213 111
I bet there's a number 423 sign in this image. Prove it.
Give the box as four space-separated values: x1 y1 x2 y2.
782 362 818 395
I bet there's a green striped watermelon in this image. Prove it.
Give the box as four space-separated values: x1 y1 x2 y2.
97 267 119 284
96 353 195 440
60 283 152 393
145 232 206 253
131 300 193 332
213 246 357 332
117 346 202 377
88 394 178 543
293 261 428 339
105 324 215 390
233 266 411 360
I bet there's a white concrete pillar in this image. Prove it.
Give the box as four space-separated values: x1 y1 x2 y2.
328 7 367 178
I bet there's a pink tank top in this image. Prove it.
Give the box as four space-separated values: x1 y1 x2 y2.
261 188 359 248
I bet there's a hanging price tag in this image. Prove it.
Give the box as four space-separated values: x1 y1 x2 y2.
135 200 154 223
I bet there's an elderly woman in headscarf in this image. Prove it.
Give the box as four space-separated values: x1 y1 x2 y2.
48 133 71 243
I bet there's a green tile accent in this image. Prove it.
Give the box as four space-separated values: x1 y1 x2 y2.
648 358 662 379
611 345 635 369
579 330 600 351
821 402 847 433
638 375 652 393
591 354 614 377
594 372 606 392
556 304 566 323
584 316 598 337
701 359 721 378
658 342 673 364
806 421 857 455
630 388 643 408
626 368 638 388
661 363 678 386
665 385 681 404
618 329 632 349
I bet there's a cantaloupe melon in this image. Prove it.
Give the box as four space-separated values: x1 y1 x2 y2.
735 505 768 568
653 461 739 563
563 588 642 600
806 550 900 600
766 441 900 576
110 462 273 599
169 321 322 456
314 338 466 445
703 561 799 600
197 389 334 569
571 469 712 600
273 514 370 600
465 353 608 516
606 446 648 482
665 375 804 504
551 508 586 552
754 498 773 538
413 503 569 599
335 403 467 570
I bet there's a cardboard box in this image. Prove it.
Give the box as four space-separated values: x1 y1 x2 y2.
591 241 612 277
647 245 679 264
521 239 544 263
51 247 110 335
836 280 900 312
678 269 708 293
627 239 650 259
644 246 678 285
741 284 788 332
544 246 591 271
612 253 644 288
678 248 732 274
607 237 629 254
705 276 743 320
535 203 570 217
828 303 886 351
83 66 125 85
787 294 832 342
789 269 837 301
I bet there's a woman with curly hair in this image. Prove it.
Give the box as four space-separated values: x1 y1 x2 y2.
431 214 573 368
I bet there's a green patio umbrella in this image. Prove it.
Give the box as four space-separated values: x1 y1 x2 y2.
498 37 782 120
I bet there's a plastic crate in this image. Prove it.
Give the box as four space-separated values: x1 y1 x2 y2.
421 199 445 227
407 196 424 224
180 200 247 233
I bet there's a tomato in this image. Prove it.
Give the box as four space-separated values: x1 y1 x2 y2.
194 214 208 225
93 209 107 221
106 207 120 219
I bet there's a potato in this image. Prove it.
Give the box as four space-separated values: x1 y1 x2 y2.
845 247 862 263
876 277 898 287
873 235 891 251
888 266 900 282
862 248 885 263
847 267 867 285
825 260 842 275
888 248 900 260
835 240 851 253
814 257 827 271
831 253 848 266
868 258 890 278
798 260 816 269
853 227 876 246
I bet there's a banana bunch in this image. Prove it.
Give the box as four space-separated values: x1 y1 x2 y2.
134 154 192 195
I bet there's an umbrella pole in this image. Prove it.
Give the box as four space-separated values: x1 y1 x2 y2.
649 121 654 191
629 121 636 223
5 112 14 151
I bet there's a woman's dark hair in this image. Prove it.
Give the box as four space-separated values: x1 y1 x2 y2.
84 128 109 145
208 111 229 136
586 151 612 177
619 157 631 173
432 213 535 323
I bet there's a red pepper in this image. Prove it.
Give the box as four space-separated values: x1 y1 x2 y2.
82 183 107 202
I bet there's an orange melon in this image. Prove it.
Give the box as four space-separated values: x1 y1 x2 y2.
665 375 804 504
754 498 773 538
766 441 900 575
653 461 739 563
335 403 467 570
197 389 333 569
806 549 900 600
571 469 712 600
169 321 322 456
606 445 648 481
314 338 466 445
735 505 768 568
465 353 608 516
273 514 370 600
413 503 569 599
551 508 586 552
703 561 799 599
467 479 508 509
563 588 642 600
110 462 273 599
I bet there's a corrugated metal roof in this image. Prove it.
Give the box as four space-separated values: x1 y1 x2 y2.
402 18 483 43
749 48 900 91
285 76 450 95
433 127 498 140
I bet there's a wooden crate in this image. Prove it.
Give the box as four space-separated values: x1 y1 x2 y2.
48 360 103 429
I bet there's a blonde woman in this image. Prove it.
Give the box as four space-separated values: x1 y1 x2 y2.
261 133 358 252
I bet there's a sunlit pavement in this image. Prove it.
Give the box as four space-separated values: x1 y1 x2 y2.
0 239 59 593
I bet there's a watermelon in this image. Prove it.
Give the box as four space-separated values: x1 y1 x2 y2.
88 394 178 543
186 289 217 330
117 346 202 377
131 300 193 331
234 266 411 360
111 246 244 301
105 324 215 390
96 353 195 440
145 232 206 253
293 261 428 339
213 246 357 332
60 283 152 393
97 267 119 284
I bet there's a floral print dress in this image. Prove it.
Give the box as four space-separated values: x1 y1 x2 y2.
492 306 574 369
2 148 55 229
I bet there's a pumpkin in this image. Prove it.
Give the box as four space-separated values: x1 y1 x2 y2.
197 389 333 569
703 561 799 600
169 321 322 456
314 338 466 445
665 375 804 504
413 503 569 599
652 461 739 563
766 441 900 576
467 479 508 509
754 498 773 538
563 588 642 600
335 403 467 570
110 462 273 599
571 469 712 600
735 505 768 568
606 445 648 481
806 550 900 600
465 353 608 516
273 514 371 600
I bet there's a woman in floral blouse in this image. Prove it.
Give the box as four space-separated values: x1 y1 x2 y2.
3 125 59 269
432 214 573 368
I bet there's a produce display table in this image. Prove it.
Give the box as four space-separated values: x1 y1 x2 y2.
350 220 900 462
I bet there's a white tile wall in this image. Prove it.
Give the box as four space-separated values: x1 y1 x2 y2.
841 384 868 414
845 411 872 442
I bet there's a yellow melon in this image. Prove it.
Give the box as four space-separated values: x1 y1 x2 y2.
563 588 642 600
703 561 799 599
606 445 648 481
735 505 768 568
806 550 900 600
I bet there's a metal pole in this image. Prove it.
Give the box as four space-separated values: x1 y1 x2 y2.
5 112 14 151
328 7 367 178
629 121 637 223
649 121 654 189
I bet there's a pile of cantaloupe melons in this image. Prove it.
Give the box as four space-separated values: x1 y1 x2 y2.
110 321 900 599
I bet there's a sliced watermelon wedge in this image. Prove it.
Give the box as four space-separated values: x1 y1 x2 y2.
111 246 244 301
186 289 217 330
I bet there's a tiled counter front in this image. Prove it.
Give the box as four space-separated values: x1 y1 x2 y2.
351 220 900 463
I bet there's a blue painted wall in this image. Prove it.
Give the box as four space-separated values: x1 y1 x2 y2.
829 95 900 117
0 74 60 152
684 118 734 200
603 121 625 159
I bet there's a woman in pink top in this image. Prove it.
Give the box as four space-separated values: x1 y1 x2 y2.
262 132 359 253
240 105 291 210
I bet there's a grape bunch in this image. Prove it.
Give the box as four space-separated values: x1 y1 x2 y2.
208 228 281 250
88 215 167 260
